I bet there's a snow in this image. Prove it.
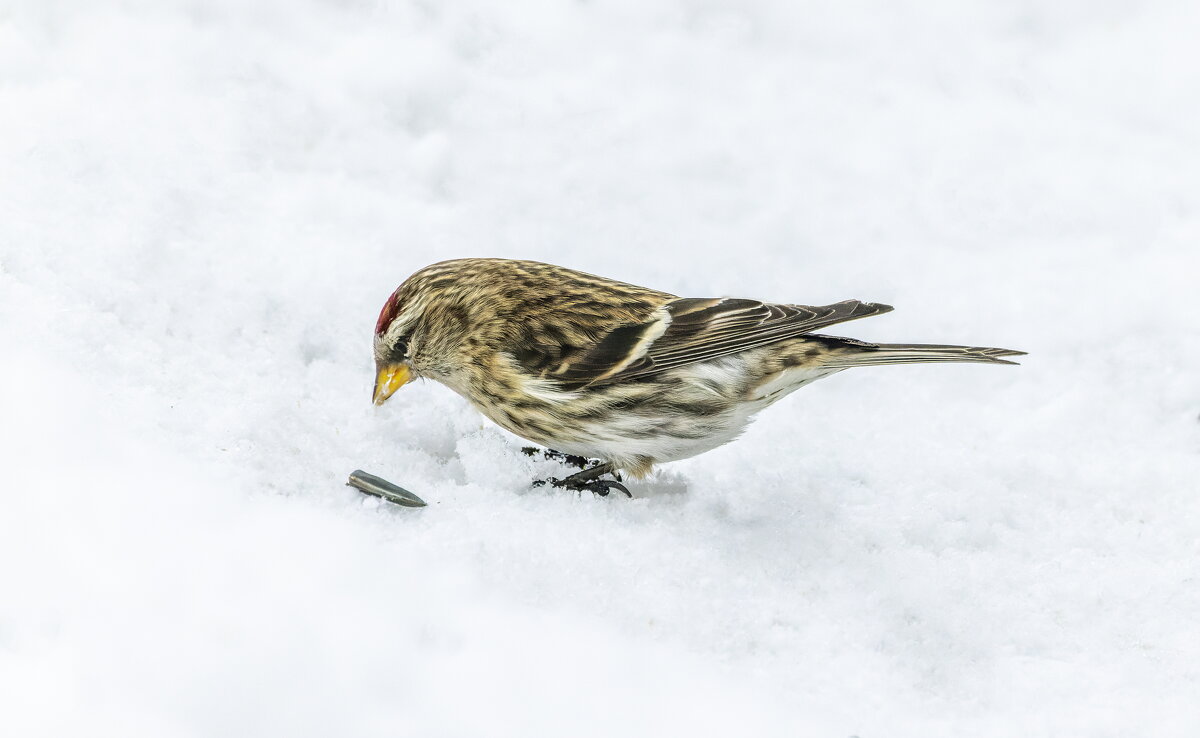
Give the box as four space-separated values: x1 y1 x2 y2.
2 1 1199 734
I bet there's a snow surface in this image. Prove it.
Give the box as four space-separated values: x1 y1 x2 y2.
3 1 1199 735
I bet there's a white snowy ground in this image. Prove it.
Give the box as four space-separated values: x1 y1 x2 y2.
2 1 1199 735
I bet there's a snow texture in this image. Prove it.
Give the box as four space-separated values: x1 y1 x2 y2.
2 1 1199 735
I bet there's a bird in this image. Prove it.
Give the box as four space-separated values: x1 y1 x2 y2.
372 258 1023 496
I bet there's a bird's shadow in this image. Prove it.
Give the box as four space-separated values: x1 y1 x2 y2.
626 471 690 500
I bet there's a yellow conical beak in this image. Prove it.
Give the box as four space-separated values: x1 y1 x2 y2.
373 363 412 405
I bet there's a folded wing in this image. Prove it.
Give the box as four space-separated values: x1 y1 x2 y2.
539 297 894 388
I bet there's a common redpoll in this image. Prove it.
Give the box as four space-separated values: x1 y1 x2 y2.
373 258 1022 496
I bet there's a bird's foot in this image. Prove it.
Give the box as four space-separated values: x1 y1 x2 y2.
531 461 631 498
534 477 632 498
521 446 599 470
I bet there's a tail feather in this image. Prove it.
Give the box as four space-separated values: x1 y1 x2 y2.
819 341 1026 368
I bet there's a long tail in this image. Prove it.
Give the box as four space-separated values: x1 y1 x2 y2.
815 338 1026 368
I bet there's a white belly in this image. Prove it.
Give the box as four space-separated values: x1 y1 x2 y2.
543 363 844 471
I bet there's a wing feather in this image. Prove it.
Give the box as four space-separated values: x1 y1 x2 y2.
537 297 893 387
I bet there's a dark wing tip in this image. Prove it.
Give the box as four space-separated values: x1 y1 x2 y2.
828 299 892 313
862 301 894 315
829 299 893 321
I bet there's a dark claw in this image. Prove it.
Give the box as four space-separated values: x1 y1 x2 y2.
532 476 632 498
580 479 632 498
527 449 630 498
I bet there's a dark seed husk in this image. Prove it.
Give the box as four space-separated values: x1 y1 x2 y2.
347 469 427 508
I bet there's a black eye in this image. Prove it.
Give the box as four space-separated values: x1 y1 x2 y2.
391 339 409 361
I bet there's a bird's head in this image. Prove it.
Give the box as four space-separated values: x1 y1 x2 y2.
374 276 437 406
372 261 482 405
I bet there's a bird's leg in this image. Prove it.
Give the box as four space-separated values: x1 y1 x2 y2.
532 461 632 498
521 446 597 470
525 446 628 497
